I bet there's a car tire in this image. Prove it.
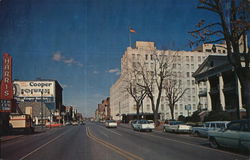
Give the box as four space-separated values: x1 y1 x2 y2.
193 131 200 137
209 137 219 149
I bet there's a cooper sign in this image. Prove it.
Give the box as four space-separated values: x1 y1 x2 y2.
0 53 13 112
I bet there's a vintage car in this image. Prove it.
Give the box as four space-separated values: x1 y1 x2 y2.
163 121 192 133
192 121 229 137
208 119 250 153
133 119 153 132
105 120 117 128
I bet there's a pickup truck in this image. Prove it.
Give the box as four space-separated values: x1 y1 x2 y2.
192 121 229 137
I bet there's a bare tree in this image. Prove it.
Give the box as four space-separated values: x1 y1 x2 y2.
164 74 188 120
137 51 174 125
124 68 147 120
189 0 250 118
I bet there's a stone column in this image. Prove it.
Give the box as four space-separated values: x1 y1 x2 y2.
195 82 200 109
206 79 212 111
236 75 243 110
219 74 226 110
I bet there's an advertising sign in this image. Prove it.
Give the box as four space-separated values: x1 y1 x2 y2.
0 53 13 112
14 81 55 98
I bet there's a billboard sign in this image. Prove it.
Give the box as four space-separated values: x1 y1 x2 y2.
13 81 55 98
0 53 13 112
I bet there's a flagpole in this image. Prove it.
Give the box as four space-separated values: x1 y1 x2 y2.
129 27 131 47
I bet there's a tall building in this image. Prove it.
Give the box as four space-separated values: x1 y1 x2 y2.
110 41 225 121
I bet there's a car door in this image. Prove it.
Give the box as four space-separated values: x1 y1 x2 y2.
239 121 250 150
217 121 241 149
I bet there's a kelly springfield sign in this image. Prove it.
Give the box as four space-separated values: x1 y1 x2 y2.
0 53 14 112
13 81 55 98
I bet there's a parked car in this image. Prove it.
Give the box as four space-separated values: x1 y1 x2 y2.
130 120 138 129
163 121 192 133
80 121 85 125
105 120 117 128
72 121 79 126
133 119 152 132
192 121 229 137
147 120 155 130
208 119 250 153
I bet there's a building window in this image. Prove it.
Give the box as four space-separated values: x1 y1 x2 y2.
145 54 148 60
147 104 150 110
198 56 201 62
205 49 211 52
186 56 189 62
186 64 189 69
187 72 190 77
191 56 194 62
175 104 178 110
150 55 153 60
187 80 190 85
173 64 176 69
192 80 195 85
223 50 226 53
191 64 194 69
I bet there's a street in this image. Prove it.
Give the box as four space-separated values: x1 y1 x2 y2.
1 122 249 160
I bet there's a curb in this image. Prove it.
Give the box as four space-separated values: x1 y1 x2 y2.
0 135 25 142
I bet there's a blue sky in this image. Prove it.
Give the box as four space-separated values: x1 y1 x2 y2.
0 0 218 117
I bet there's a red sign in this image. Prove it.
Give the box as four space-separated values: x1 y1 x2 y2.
0 53 13 112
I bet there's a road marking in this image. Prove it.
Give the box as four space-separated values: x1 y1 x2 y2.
97 125 122 136
86 127 144 160
19 128 71 160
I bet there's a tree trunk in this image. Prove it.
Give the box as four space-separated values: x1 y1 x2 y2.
153 111 158 126
170 105 174 120
136 102 140 120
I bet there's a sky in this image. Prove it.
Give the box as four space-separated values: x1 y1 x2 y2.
0 0 219 117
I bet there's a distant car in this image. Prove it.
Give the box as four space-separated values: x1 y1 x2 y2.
72 121 78 126
80 121 85 125
192 121 229 137
65 122 72 126
163 121 192 133
105 120 117 128
208 119 250 152
133 119 152 132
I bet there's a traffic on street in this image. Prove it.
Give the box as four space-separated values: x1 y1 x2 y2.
1 122 249 160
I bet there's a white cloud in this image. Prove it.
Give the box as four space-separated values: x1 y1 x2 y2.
61 84 72 88
108 68 120 75
52 51 83 67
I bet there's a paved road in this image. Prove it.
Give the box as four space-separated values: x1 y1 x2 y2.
1 122 249 160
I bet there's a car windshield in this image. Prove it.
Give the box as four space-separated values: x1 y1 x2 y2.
139 120 149 124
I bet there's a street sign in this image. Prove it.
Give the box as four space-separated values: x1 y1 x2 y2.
0 100 11 112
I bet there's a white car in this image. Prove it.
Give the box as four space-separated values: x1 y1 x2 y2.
147 120 155 130
163 121 192 133
105 120 117 128
192 121 229 137
133 120 153 132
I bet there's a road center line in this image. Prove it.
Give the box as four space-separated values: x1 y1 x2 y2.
97 125 122 136
19 128 72 160
86 127 144 160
